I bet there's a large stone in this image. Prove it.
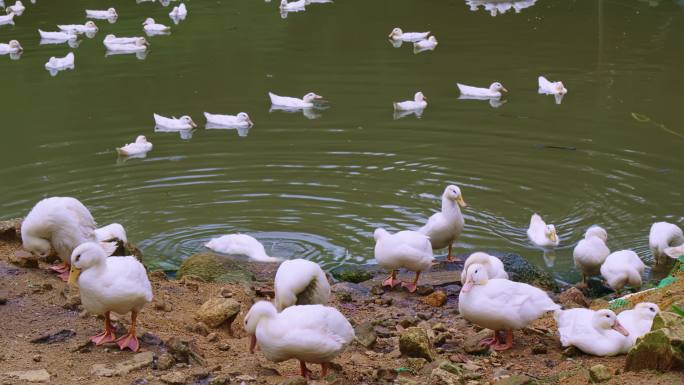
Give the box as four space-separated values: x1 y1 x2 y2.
8 250 39 268
196 298 241 328
90 352 154 377
178 253 254 284
0 218 21 241
464 329 492 355
423 291 447 307
558 287 589 308
166 337 206 366
625 322 684 371
4 369 50 383
331 282 371 301
330 265 376 283
651 311 684 331
589 364 611 383
490 251 559 292
354 321 377 348
399 327 436 362
429 367 462 385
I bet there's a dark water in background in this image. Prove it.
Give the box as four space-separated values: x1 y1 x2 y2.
1 0 683 282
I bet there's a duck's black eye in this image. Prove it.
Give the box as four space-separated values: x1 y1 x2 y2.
605 315 610 318
75 255 81 262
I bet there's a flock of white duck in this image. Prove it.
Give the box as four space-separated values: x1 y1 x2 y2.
0 1 188 75
15 181 683 378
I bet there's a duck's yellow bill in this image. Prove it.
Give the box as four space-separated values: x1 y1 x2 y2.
457 195 467 208
68 267 81 286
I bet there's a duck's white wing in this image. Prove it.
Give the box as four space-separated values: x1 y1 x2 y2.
103 256 154 303
269 92 304 107
275 259 330 310
480 280 559 320
457 83 489 97
538 76 553 93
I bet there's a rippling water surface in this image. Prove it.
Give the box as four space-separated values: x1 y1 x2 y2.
1 0 683 281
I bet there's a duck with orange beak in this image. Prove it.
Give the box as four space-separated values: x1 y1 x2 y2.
556 307 631 356
69 242 153 351
459 263 560 351
419 185 467 262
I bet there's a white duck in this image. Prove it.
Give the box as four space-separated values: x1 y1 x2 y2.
169 3 187 18
459 264 560 350
388 27 430 42
649 221 684 264
45 52 75 71
274 259 330 311
69 242 152 352
457 82 508 98
21 197 117 281
617 302 660 346
461 252 508 284
393 91 427 111
555 308 631 356
527 213 559 248
143 18 171 32
413 36 438 50
94 223 128 244
269 92 322 108
6 1 23 14
116 135 153 156
58 21 98 34
204 112 253 128
280 0 306 11
153 113 196 130
86 8 117 19
204 234 281 262
39 29 77 41
419 185 466 262
0 13 15 24
244 301 354 379
105 38 148 52
373 228 433 292
104 34 147 45
600 250 646 291
0 39 22 53
538 76 567 95
573 225 610 287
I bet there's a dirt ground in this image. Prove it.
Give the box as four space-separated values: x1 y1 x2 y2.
1 238 682 385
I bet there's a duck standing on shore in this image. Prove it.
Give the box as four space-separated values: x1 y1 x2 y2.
459 263 560 350
374 228 433 292
274 259 330 311
419 185 466 262
244 301 354 379
69 242 153 351
21 197 119 281
600 250 645 291
573 225 610 288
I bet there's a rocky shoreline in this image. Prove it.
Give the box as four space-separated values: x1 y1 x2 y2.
0 219 683 385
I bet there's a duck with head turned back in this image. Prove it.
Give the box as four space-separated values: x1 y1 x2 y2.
649 221 684 264
419 185 466 262
573 225 609 288
274 258 330 311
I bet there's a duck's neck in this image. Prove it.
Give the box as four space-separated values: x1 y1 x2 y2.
441 196 461 217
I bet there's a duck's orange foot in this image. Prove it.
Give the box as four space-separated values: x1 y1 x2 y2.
50 263 69 274
492 342 513 351
90 329 116 345
58 270 70 282
115 333 140 352
401 282 417 293
382 276 400 288
479 337 497 347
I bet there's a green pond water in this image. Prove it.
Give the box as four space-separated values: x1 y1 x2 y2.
1 0 683 282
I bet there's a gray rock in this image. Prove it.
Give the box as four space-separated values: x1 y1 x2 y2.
160 371 187 385
492 375 534 385
399 327 436 361
90 351 154 377
429 367 462 385
589 364 611 383
166 337 206 366
463 329 492 355
331 282 371 301
4 369 50 383
8 250 39 268
0 218 21 241
157 353 175 370
196 298 241 329
354 321 377 348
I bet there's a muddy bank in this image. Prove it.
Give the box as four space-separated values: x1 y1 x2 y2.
1 231 683 385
